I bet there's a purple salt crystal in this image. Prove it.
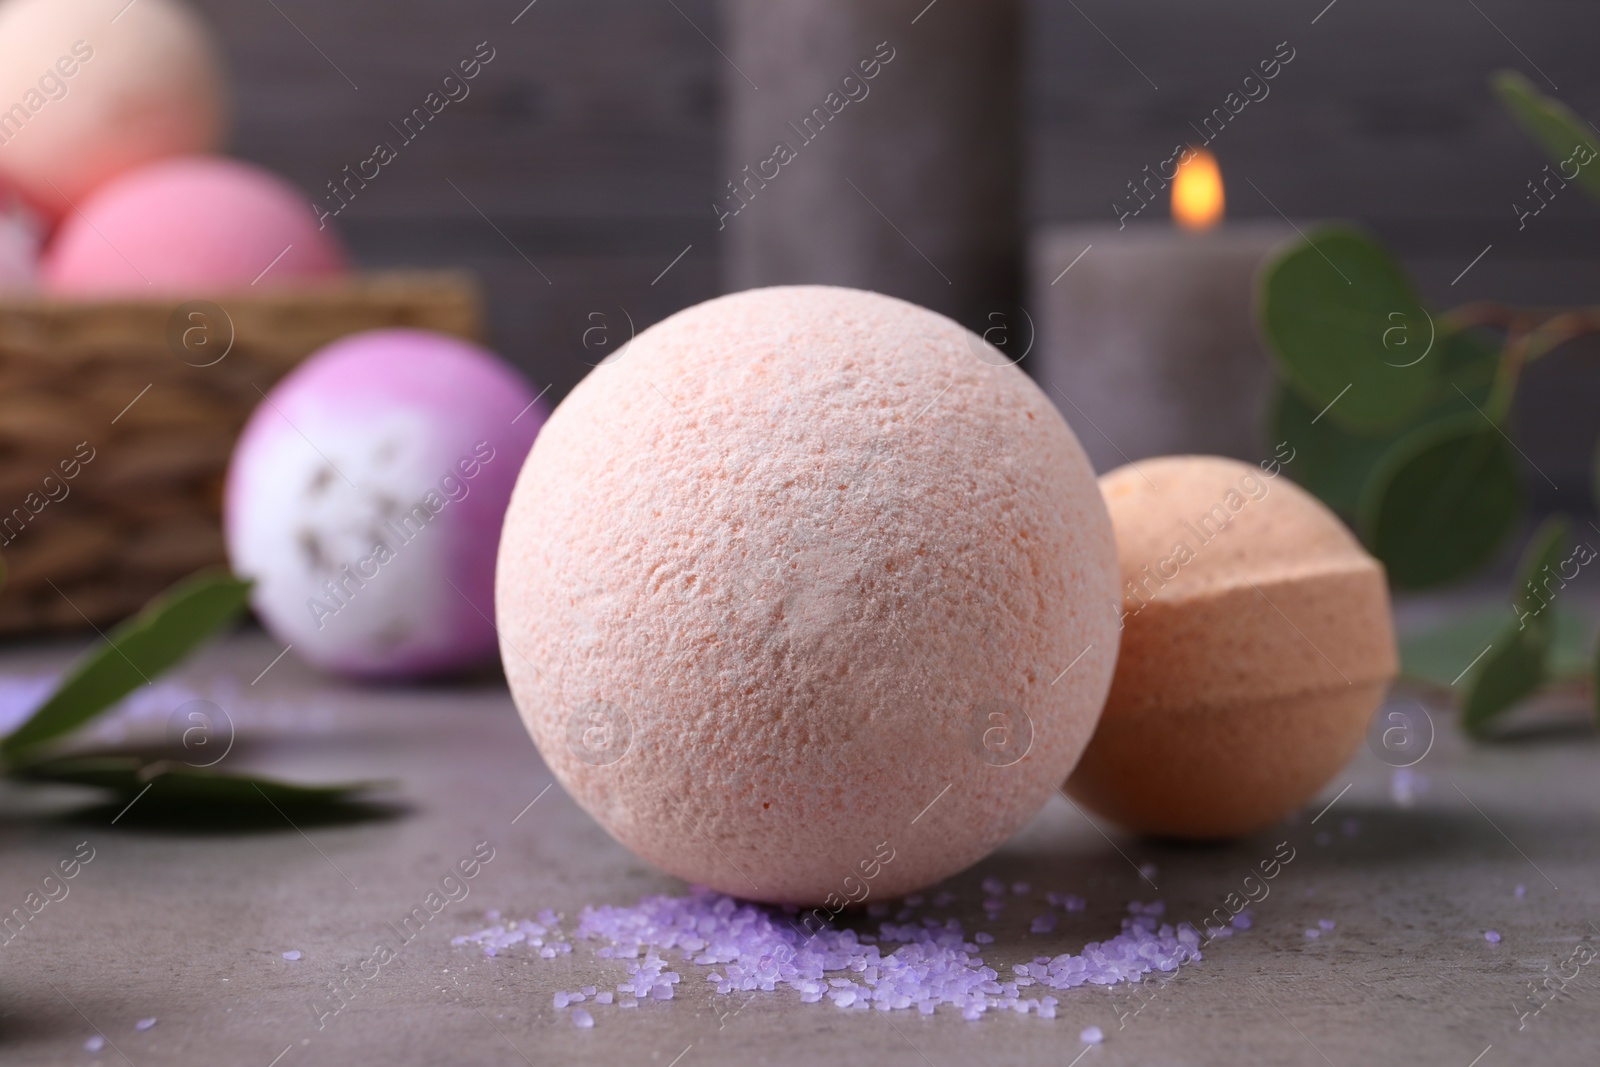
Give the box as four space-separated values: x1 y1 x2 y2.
1304 929 1320 939
1318 919 1335 932
553 992 569 1009
981 877 1005 896
134 1018 156 1032
85 1035 105 1052
282 950 302 961
1081 1025 1104 1044
1514 885 1526 900
1485 931 1501 944
1012 882 1031 896
571 1008 594 1029
1030 914 1058 934
1065 895 1087 912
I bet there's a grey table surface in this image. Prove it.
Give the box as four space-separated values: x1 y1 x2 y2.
0 614 1596 1067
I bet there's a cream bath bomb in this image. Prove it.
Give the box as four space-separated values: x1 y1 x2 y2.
496 285 1120 904
1065 455 1397 838
226 329 545 679
0 0 227 219
42 157 344 295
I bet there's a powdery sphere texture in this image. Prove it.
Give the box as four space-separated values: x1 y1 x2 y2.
0 0 227 217
227 329 544 679
42 157 344 295
497 285 1119 905
1066 455 1398 838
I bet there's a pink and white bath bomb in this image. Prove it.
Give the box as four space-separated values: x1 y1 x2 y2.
495 286 1120 904
226 329 547 679
42 157 345 295
0 0 227 219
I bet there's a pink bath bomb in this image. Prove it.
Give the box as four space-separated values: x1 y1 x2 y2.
226 329 547 679
42 157 345 295
0 0 227 220
496 286 1120 904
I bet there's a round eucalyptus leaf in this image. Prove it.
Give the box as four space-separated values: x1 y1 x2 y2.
1359 415 1522 588
1259 226 1438 436
1270 384 1394 517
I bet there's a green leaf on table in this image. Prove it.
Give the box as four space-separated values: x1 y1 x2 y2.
1403 606 1591 686
1358 415 1522 588
9 753 381 822
1493 70 1600 204
1460 517 1571 733
1 570 254 761
1259 225 1438 435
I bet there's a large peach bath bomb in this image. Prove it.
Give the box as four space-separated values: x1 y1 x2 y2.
43 157 344 295
0 0 227 219
496 286 1120 904
1065 455 1397 838
226 329 545 679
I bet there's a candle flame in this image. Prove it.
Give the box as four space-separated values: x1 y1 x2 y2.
1172 148 1224 231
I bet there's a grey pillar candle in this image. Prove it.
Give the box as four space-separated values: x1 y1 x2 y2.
718 0 1022 327
1030 221 1295 473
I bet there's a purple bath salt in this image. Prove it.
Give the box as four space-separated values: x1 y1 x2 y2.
282 950 302 961
1514 885 1526 900
1138 864 1158 882
134 1018 156 1032
581 985 597 997
553 992 569 1009
981 877 1006 897
1065 895 1087 912
571 1008 594 1029
1318 919 1335 932
85 1035 105 1052
1081 1025 1105 1044
1485 930 1501 944
1304 929 1320 939
1012 882 1031 896
454 889 1219 1022
1030 914 1058 934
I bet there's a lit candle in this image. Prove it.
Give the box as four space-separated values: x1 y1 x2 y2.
1031 150 1292 472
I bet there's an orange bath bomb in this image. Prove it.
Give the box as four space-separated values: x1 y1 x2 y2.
1065 455 1397 838
496 285 1120 904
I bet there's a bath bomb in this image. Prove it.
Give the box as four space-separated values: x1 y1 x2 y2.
0 0 227 219
226 329 546 679
42 157 346 295
496 285 1120 904
1065 455 1397 838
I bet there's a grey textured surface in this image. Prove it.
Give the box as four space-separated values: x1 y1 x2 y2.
1 621 1597 1066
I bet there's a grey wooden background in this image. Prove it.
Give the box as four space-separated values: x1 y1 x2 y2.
195 0 1600 507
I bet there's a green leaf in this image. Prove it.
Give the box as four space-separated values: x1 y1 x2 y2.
1 570 253 761
8 754 382 823
1271 327 1502 520
1493 70 1600 204
1259 225 1438 435
1400 608 1505 687
1460 517 1570 733
1359 415 1523 588
1460 620 1547 733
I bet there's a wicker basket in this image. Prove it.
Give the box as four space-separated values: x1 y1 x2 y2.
0 271 484 635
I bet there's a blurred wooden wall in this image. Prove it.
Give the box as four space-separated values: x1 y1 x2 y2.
194 0 1600 507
